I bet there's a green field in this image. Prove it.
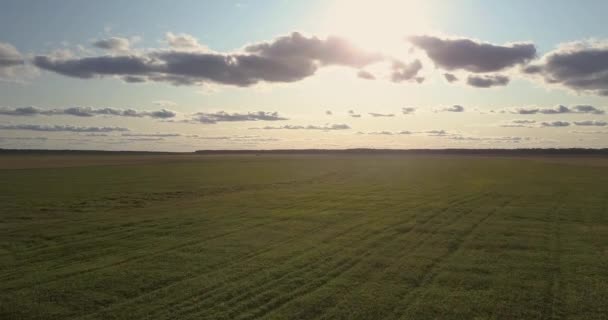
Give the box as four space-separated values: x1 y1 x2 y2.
1 154 608 319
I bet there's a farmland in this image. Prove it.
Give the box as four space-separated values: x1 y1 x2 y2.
1 154 608 319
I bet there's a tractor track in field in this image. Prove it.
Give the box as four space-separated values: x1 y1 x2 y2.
1 171 355 288
541 197 566 320
308 193 507 320
188 193 494 320
73 188 462 320
384 196 515 320
84 191 485 320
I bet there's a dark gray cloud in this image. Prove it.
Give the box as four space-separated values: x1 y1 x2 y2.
255 123 350 130
409 35 536 73
0 106 176 118
523 42 608 96
444 73 458 83
357 70 376 80
93 37 131 51
574 120 607 126
34 32 383 87
402 107 416 115
466 74 509 88
390 59 423 83
189 111 288 124
0 124 129 132
368 113 395 117
510 105 605 115
541 121 570 127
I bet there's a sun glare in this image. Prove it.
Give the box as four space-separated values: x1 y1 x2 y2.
323 0 432 54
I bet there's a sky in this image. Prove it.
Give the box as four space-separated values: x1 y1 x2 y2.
1 0 608 151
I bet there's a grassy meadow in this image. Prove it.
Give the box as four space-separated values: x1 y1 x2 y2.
1 154 608 319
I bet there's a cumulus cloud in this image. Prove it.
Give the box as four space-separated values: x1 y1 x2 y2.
368 112 395 117
466 74 509 88
0 124 129 132
438 105 465 112
402 107 416 115
357 70 375 80
93 37 131 51
409 35 536 73
34 32 384 87
390 59 423 83
165 32 205 50
523 40 608 96
0 106 176 118
255 124 351 130
188 111 288 124
541 121 570 127
574 120 607 126
444 73 458 83
509 105 605 115
0 42 31 80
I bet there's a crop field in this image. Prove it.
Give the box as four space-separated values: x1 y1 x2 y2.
1 154 608 319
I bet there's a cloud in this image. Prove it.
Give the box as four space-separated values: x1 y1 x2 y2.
446 135 532 143
523 40 608 96
443 73 458 83
500 119 536 127
255 124 351 130
0 124 129 132
93 37 131 51
390 59 423 83
368 112 395 117
0 42 31 80
165 32 205 50
34 32 383 87
439 105 465 112
541 121 570 127
466 74 509 88
357 70 375 80
574 120 607 126
0 106 177 118
188 111 288 124
425 130 449 136
409 35 536 73
509 105 605 115
402 107 416 115
367 130 412 135
348 110 362 118
121 133 181 137
152 100 177 107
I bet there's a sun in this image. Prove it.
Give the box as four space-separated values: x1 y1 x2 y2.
322 0 432 55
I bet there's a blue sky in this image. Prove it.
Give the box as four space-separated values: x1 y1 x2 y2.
1 0 607 151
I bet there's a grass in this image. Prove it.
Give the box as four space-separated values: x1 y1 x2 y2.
1 154 607 319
